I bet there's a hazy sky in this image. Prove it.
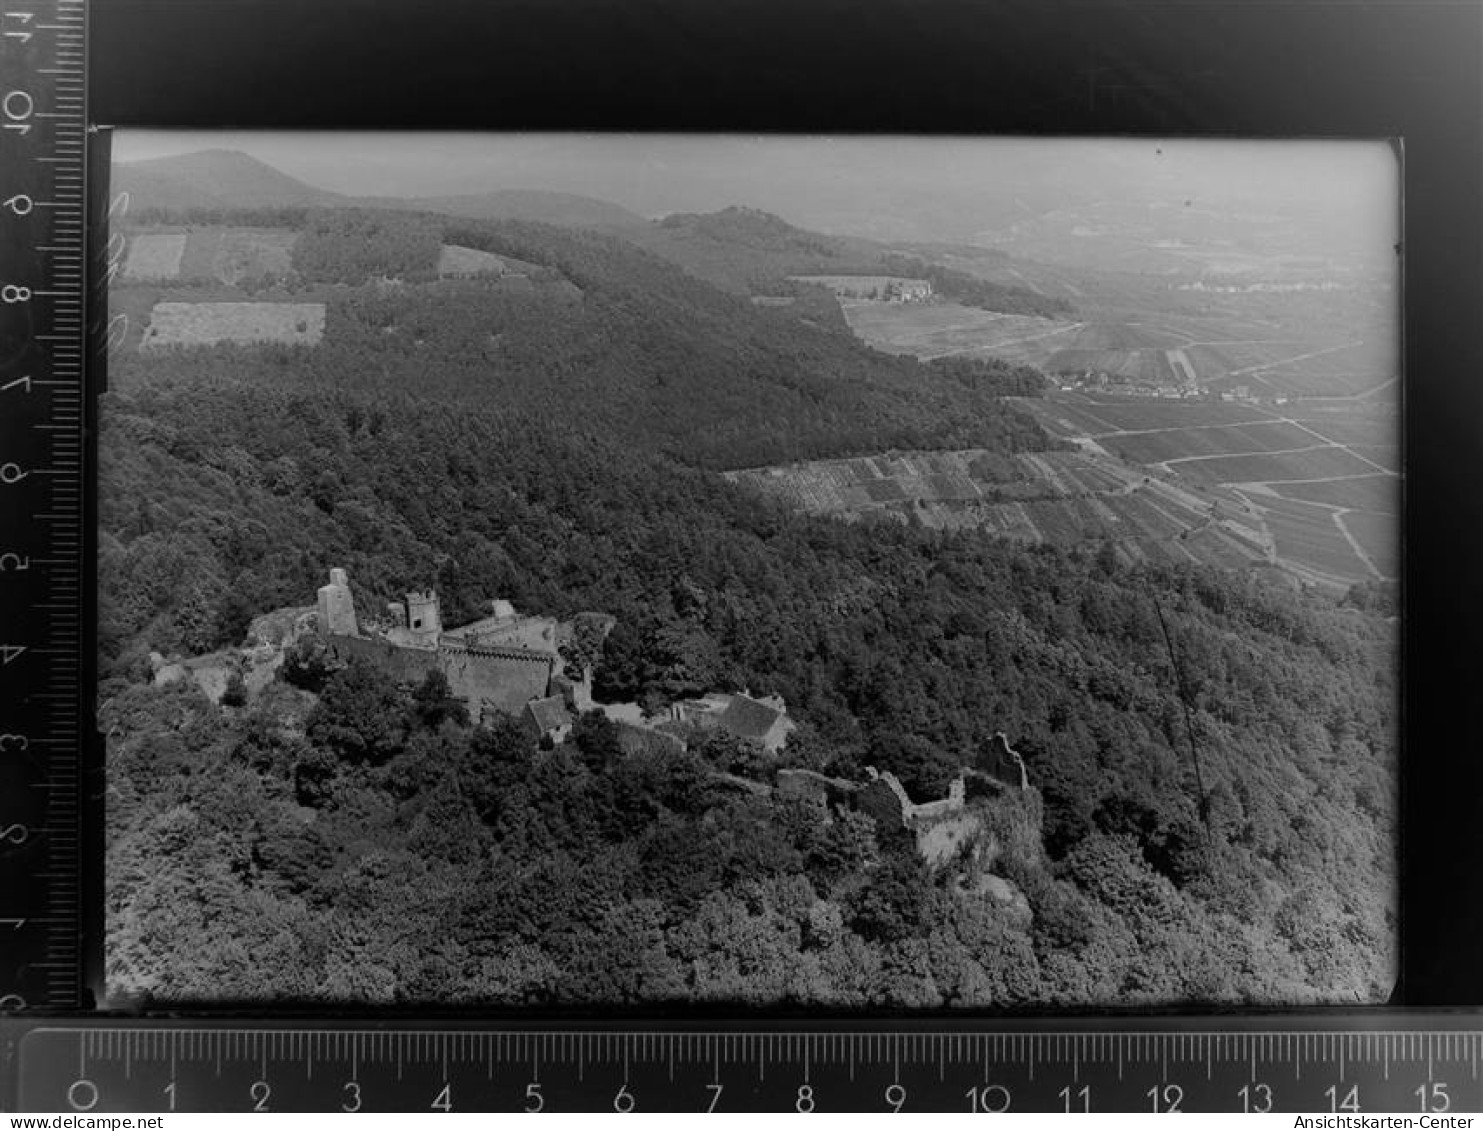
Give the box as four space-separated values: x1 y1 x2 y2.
114 130 1398 249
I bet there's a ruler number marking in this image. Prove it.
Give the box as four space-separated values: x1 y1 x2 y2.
1239 1082 1273 1113
966 1084 1011 1113
1147 1082 1183 1112
2 89 32 134
884 1082 906 1112
1058 1084 1090 1113
1416 1082 1450 1112
67 1079 98 1111
250 1080 270 1112
705 1082 723 1113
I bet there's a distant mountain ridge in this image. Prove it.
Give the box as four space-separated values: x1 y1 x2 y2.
116 149 649 231
114 149 341 212
114 149 1070 318
386 189 648 230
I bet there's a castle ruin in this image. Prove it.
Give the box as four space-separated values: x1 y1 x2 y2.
314 567 588 720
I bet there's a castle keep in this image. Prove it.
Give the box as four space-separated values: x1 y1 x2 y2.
315 567 581 719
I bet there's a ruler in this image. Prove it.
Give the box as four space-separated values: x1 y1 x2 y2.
3 1017 1481 1112
0 0 99 1016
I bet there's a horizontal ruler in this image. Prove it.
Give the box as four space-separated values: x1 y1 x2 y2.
5 1016 1481 1113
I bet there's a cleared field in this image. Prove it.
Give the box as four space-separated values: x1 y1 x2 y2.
1109 421 1317 464
1287 413 1397 447
1044 347 1174 382
141 302 325 348
1165 446 1379 485
727 446 1276 574
1269 475 1399 514
166 228 297 283
1261 505 1371 582
123 234 187 281
438 244 507 277
1340 511 1400 577
1346 445 1400 473
1047 396 1273 431
842 300 1079 363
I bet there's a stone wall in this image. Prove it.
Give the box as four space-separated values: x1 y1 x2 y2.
329 633 553 716
438 644 552 716
328 633 440 685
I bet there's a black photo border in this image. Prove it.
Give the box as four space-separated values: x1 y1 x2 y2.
88 0 1482 1011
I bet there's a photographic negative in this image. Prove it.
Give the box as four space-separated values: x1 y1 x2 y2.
100 133 1398 1008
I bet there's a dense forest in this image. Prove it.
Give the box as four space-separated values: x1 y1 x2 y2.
102 201 1395 1008
114 211 1055 469
595 206 1073 317
102 373 1396 1007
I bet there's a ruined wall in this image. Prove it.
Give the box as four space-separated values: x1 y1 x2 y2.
857 776 909 830
439 645 551 715
914 813 982 869
327 633 440 685
777 768 859 808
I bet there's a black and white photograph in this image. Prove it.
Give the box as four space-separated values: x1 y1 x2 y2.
98 132 1400 1009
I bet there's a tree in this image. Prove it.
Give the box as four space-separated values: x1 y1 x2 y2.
306 657 408 763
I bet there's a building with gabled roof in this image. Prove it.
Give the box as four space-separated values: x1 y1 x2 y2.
671 690 795 753
523 695 574 744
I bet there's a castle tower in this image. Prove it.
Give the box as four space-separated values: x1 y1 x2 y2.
405 589 442 647
317 567 358 637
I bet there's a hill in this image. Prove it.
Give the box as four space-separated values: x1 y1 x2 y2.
111 208 1055 469
386 189 648 230
622 206 1074 318
99 378 1396 1007
114 149 340 214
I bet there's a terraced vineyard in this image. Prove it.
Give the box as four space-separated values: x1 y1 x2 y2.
725 446 1273 573
1014 391 1400 589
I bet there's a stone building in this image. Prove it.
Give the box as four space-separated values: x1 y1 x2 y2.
313 567 576 721
671 690 796 753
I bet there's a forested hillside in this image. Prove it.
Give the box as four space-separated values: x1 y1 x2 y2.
621 207 1073 317
114 209 1054 468
101 371 1397 1007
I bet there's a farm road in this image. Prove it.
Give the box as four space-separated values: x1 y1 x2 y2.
919 320 1085 361
1225 339 1361 377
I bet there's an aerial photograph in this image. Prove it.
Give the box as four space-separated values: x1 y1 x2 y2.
99 133 1399 1008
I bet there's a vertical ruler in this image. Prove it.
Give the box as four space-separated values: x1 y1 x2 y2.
0 0 96 1014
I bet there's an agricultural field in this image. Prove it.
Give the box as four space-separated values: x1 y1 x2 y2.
178 228 297 283
841 300 1083 364
1241 496 1373 586
1268 474 1398 514
1104 421 1318 464
1340 510 1401 577
1157 446 1381 486
726 446 1276 577
140 302 326 348
437 244 507 277
122 233 187 281
123 227 299 284
1004 389 1399 588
